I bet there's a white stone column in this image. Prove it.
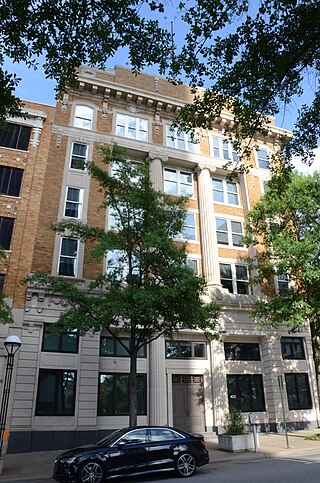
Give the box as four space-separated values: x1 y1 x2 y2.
148 151 167 192
196 164 221 286
148 337 168 425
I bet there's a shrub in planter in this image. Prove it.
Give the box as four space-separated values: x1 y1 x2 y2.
218 409 254 452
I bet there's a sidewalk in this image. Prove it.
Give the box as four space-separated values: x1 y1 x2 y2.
0 429 320 482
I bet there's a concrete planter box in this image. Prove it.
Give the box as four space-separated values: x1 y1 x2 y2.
218 433 254 452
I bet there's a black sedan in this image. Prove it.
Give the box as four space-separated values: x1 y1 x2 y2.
53 426 210 482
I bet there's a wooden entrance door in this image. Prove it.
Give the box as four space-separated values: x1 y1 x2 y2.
172 374 205 433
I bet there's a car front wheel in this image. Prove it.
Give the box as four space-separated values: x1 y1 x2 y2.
175 452 197 478
77 460 105 483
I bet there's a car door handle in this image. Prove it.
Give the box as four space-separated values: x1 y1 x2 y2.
139 448 147 452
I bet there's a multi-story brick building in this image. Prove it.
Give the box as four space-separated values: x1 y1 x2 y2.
1 66 319 453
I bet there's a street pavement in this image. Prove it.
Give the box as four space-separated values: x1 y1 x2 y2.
0 429 320 482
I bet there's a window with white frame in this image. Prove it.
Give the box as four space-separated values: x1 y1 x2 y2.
186 258 199 275
180 212 196 241
212 178 239 205
64 187 84 219
277 273 290 292
166 125 197 152
106 250 140 280
70 142 88 170
256 147 270 169
211 135 238 162
164 168 194 197
58 238 79 277
73 105 94 130
215 218 244 247
116 114 148 141
219 263 249 294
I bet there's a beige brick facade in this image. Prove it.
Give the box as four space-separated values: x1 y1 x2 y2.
0 66 319 453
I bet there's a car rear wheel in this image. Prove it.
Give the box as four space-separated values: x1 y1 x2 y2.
175 452 197 477
77 460 105 483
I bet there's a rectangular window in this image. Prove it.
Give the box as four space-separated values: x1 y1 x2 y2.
219 263 249 295
0 123 32 151
164 168 194 197
100 337 146 358
70 143 87 170
0 274 5 292
35 369 77 416
165 340 206 359
0 166 23 197
281 337 305 360
285 373 312 410
277 273 289 292
216 218 243 247
64 187 83 219
227 374 265 412
73 105 93 130
211 136 238 162
186 258 199 275
98 373 147 415
224 342 260 361
58 238 79 277
116 114 148 141
42 323 79 353
212 178 239 205
256 148 270 169
166 125 197 152
106 249 140 281
181 212 196 241
0 217 14 251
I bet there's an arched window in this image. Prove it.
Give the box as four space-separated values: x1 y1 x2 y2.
73 105 94 130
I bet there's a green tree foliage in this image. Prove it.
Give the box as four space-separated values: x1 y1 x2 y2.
244 169 320 372
172 0 320 169
0 0 172 123
27 145 220 426
2 1 319 167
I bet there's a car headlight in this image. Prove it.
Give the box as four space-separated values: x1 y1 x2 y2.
60 456 78 464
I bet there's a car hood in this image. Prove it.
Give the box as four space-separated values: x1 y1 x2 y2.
58 444 102 459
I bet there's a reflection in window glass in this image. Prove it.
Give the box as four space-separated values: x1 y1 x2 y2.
98 373 146 415
165 341 206 359
73 106 94 130
285 373 312 410
224 342 260 361
227 374 265 412
36 370 76 415
42 324 78 353
281 337 305 360
58 238 78 277
70 143 87 170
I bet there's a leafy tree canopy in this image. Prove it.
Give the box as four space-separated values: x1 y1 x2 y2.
27 145 220 425
2 1 320 168
244 168 320 369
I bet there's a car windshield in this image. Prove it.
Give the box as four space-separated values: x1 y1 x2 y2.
96 429 127 446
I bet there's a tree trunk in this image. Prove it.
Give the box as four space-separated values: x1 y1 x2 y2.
128 350 138 427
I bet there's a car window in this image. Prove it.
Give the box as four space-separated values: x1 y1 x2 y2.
117 429 148 444
149 428 182 442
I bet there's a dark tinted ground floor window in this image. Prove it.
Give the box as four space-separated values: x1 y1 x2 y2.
35 369 76 416
0 217 14 250
224 342 260 361
98 373 146 416
0 275 4 292
100 336 146 357
42 323 79 353
285 373 312 410
227 374 266 412
0 166 23 196
0 123 31 150
281 337 305 360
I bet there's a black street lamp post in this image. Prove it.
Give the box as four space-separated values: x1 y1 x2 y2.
0 335 21 457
